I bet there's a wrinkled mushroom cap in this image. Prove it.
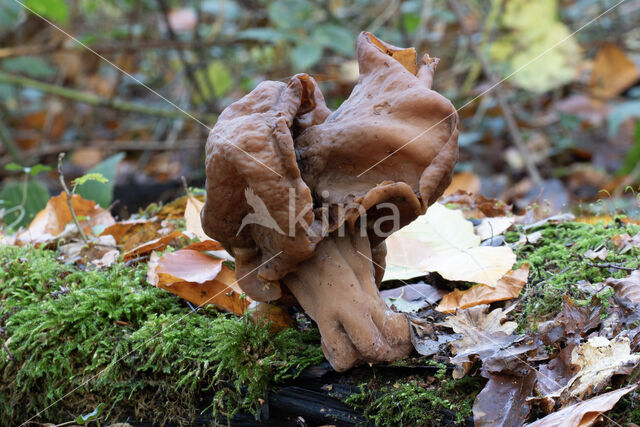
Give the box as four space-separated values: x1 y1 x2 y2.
202 32 458 300
295 32 459 244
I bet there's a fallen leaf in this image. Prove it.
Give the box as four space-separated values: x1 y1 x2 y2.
440 305 519 378
148 248 250 315
473 371 536 427
184 194 212 242
566 336 639 400
247 301 294 330
16 192 115 246
555 94 612 126
436 264 529 313
590 43 639 99
408 316 461 357
512 231 543 248
59 234 119 268
384 203 516 286
443 171 481 196
100 218 163 251
555 295 602 338
612 232 640 253
441 191 512 218
583 247 608 261
475 216 515 241
526 384 636 427
381 283 448 313
522 212 576 230
123 230 187 261
606 270 640 305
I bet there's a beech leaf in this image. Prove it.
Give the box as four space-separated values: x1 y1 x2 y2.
384 202 516 286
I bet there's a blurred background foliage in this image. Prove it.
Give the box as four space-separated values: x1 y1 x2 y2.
0 0 639 228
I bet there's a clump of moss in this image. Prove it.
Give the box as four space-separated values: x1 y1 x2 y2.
0 245 322 425
345 362 482 426
505 220 639 329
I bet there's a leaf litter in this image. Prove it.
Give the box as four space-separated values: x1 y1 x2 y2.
2 184 640 425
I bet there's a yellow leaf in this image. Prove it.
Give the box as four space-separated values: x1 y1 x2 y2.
185 194 212 242
384 203 516 286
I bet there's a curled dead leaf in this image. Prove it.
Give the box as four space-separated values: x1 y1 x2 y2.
606 270 640 305
148 248 249 315
16 192 115 246
100 219 163 251
437 264 530 313
123 230 187 261
526 384 636 427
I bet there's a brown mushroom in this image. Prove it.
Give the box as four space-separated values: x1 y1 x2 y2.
202 32 458 371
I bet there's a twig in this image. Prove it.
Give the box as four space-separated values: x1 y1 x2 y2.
57 153 88 245
586 262 637 272
0 38 248 59
447 0 542 185
0 71 217 123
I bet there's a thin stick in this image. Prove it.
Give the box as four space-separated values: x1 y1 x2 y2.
0 71 217 123
57 152 88 244
448 0 542 185
586 262 637 272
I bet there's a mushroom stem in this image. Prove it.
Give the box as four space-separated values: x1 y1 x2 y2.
282 231 412 371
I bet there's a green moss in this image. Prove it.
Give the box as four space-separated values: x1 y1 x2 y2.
0 245 322 425
507 221 639 329
345 362 483 426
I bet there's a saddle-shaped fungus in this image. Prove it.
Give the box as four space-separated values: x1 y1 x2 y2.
202 32 458 371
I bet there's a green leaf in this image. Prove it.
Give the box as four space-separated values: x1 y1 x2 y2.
312 24 354 56
75 153 124 208
27 164 52 176
1 57 56 79
73 172 109 188
76 403 104 425
4 162 23 172
0 180 49 229
236 28 295 43
194 61 233 102
290 41 322 71
24 0 69 24
267 0 312 30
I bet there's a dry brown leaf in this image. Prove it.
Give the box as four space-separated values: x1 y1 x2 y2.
148 248 292 328
526 384 636 427
100 219 163 251
247 301 295 331
437 264 529 313
148 248 249 315
606 270 640 305
440 305 519 378
59 234 119 268
443 171 481 196
16 192 115 246
441 190 512 218
612 232 640 253
590 43 639 99
123 230 187 261
182 239 225 252
473 371 536 427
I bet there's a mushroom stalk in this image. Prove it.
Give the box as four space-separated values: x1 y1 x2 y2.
282 232 411 371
